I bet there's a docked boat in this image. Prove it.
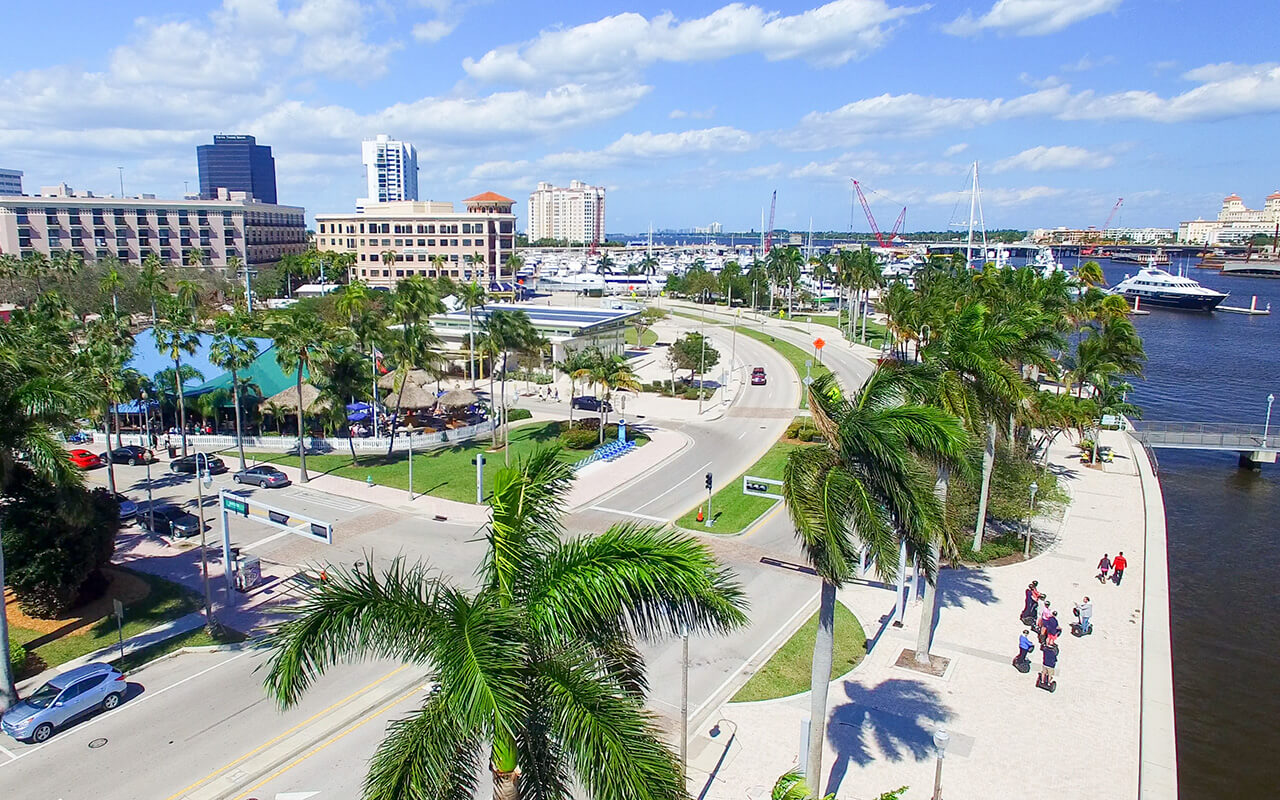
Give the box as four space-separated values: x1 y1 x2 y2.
1221 251 1280 278
1111 266 1228 311
1112 249 1171 266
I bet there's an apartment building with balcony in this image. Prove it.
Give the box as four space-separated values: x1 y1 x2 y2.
0 184 307 267
527 180 605 244
314 193 516 289
360 134 419 207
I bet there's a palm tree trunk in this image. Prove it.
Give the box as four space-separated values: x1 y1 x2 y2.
175 358 189 457
103 402 118 495
805 579 837 791
0 541 16 712
850 286 860 340
972 421 997 553
861 289 870 342
113 404 124 449
232 371 247 472
916 468 950 663
468 308 476 389
296 371 309 483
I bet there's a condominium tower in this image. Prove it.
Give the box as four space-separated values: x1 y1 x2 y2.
315 192 516 290
196 134 278 204
527 180 605 244
360 135 418 206
0 169 22 196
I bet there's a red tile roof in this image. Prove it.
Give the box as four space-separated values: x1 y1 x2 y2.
1268 191 1280 200
1224 194 1242 201
465 192 513 203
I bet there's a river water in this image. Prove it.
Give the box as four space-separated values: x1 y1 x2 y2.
1084 256 1278 799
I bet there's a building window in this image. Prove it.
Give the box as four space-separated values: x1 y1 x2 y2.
417 239 425 246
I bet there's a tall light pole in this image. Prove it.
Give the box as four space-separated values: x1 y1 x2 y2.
141 391 155 533
680 623 689 783
1023 481 1039 558
931 726 950 800
1265 393 1275 447
194 452 217 632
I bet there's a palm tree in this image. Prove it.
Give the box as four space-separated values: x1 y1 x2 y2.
781 367 967 793
316 346 370 466
50 249 83 285
556 348 592 429
186 247 206 269
139 253 168 326
481 309 539 459
852 247 884 343
586 350 641 442
1075 259 1106 287
79 316 135 495
267 306 333 483
383 277 445 455
153 297 201 457
264 401 288 434
261 447 748 800
99 256 124 315
210 312 260 471
502 252 523 289
21 251 50 296
768 247 803 317
458 281 488 387
470 251 486 285
380 249 398 274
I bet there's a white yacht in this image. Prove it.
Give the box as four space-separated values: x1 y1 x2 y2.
1111 266 1227 311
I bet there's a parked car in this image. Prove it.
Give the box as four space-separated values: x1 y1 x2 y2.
137 503 203 537
571 396 613 412
66 431 92 443
169 454 228 475
67 448 103 469
100 445 155 466
2 663 127 743
751 367 767 385
233 465 291 488
114 493 137 522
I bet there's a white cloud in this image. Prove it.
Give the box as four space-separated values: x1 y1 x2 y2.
413 19 456 41
945 0 1120 37
670 107 717 120
944 143 969 156
788 151 961 181
462 0 927 84
1061 53 1113 72
926 185 1067 206
785 62 1280 148
991 145 1114 173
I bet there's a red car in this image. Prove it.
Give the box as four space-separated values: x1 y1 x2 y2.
751 367 767 385
68 448 103 469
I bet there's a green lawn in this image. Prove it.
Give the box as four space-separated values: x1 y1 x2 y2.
676 439 807 534
732 601 866 702
117 626 247 673
10 567 201 679
625 327 659 347
248 421 648 504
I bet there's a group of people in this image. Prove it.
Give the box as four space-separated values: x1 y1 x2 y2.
1014 579 1099 692
1096 552 1128 585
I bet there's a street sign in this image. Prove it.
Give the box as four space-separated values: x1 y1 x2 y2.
803 377 814 386
222 495 248 516
742 475 785 501
805 359 813 369
813 338 826 350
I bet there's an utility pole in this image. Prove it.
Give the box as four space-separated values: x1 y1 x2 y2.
680 623 689 783
194 453 217 633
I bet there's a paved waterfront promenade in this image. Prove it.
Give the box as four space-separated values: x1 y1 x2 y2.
688 426 1177 800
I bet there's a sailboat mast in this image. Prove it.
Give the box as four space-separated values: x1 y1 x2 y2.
966 160 977 269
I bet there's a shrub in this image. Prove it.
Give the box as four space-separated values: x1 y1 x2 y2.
559 427 600 450
785 419 822 441
8 643 27 677
959 532 1025 563
506 408 532 422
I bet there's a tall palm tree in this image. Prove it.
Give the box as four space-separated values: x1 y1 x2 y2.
781 368 967 793
50 249 83 285
481 310 539 459
267 306 333 483
587 350 641 442
139 252 168 326
852 247 884 343
79 315 135 496
380 249 398 274
99 256 124 315
210 312 260 472
261 446 748 800
0 311 96 711
21 251 50 296
383 277 445 455
153 297 200 457
315 346 370 466
503 252 523 289
186 247 206 268
458 281 488 387
470 251 486 285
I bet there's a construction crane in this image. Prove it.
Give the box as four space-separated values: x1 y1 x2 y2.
888 206 907 242
852 179 886 247
1101 197 1123 241
763 190 777 254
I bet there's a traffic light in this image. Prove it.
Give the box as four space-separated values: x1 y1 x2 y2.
705 472 713 491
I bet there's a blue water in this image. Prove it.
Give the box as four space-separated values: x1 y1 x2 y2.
1086 256 1279 799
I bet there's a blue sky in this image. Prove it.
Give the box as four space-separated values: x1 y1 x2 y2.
2 0 1277 234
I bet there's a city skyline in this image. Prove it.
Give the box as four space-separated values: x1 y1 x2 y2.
2 1 1277 233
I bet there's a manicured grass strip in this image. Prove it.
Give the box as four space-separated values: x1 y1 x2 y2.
117 626 247 673
625 327 659 346
729 326 832 408
10 567 201 678
732 601 866 702
248 421 648 504
676 440 806 534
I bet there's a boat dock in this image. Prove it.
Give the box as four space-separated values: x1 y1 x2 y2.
1216 295 1271 315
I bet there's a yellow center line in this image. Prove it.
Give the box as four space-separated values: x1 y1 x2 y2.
229 685 424 800
164 664 409 800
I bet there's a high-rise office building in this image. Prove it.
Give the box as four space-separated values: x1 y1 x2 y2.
197 135 278 204
527 180 606 244
0 169 23 196
360 135 418 206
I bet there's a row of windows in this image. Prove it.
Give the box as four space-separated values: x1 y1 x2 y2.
317 220 512 235
6 206 302 225
357 268 486 279
358 253 478 262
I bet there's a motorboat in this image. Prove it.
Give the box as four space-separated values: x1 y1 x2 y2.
1110 266 1227 311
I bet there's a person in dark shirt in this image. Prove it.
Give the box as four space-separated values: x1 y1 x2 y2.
1038 643 1059 690
1022 581 1041 622
1097 554 1111 583
1043 611 1062 645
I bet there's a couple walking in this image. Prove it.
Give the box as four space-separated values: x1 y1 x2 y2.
1097 552 1128 585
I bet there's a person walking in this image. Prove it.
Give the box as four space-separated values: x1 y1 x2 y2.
1112 551 1128 585
1097 554 1112 583
1074 597 1093 635
1038 642 1059 691
1014 629 1035 669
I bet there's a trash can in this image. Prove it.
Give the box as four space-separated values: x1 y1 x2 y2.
167 444 177 458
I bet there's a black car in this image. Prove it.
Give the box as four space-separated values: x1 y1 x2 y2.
100 445 155 466
169 454 228 475
137 503 203 538
233 465 291 488
571 396 613 412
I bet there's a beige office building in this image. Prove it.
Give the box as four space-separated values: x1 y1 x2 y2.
315 193 517 289
0 183 306 267
527 180 605 244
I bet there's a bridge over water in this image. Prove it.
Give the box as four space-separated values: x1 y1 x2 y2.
1130 421 1278 468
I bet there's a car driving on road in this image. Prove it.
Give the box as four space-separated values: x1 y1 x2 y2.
233 465 291 488
751 367 767 385
2 663 127 743
571 396 612 412
169 454 228 475
137 503 203 537
67 448 103 469
100 445 155 466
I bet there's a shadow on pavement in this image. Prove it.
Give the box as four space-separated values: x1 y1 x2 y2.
825 677 952 795
937 566 996 610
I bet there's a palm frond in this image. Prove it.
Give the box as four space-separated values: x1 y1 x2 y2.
484 446 575 596
362 689 483 800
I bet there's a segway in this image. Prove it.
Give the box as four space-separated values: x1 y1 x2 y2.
1036 672 1057 692
1013 652 1032 673
1070 608 1093 637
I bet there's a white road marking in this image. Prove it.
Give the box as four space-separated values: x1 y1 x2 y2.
276 793 321 800
0 742 15 761
587 506 669 523
0 650 251 767
284 489 362 512
632 461 712 513
241 529 293 552
737 431 747 439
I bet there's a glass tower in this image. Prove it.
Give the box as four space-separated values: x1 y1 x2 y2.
196 135 277 204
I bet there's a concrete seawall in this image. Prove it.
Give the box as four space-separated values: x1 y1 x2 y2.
1129 432 1179 798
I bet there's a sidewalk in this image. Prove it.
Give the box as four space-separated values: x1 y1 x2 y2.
689 426 1167 800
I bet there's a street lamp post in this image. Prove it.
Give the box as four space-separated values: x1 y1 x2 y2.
194 452 217 632
1265 393 1275 447
931 726 950 800
140 392 155 533
1023 481 1039 558
680 624 689 782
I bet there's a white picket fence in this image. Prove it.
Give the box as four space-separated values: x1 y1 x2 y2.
89 419 496 455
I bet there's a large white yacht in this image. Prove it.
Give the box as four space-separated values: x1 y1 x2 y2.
1111 266 1227 311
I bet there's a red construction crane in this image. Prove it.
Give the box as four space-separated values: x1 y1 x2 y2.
852 179 886 247
888 206 907 242
1102 197 1123 237
763 190 777 254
